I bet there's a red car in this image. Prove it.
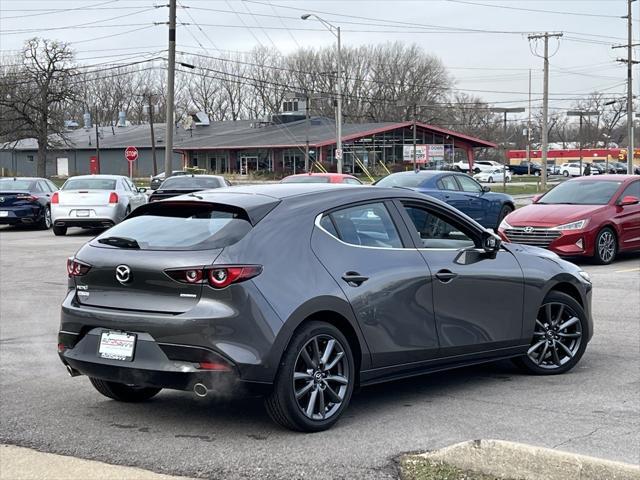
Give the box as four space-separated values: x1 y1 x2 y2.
280 173 363 185
498 175 640 264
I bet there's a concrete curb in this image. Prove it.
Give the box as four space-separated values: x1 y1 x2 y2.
0 445 193 480
413 439 640 480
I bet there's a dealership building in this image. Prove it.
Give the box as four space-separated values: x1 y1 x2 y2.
0 112 496 177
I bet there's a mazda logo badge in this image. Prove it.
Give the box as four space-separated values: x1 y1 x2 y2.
524 226 534 233
115 265 132 284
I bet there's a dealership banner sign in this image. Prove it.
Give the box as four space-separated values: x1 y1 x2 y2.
403 145 427 163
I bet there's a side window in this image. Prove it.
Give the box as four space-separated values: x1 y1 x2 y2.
402 204 476 249
619 181 640 202
47 180 58 191
319 215 339 237
456 175 482 193
323 202 402 248
437 175 459 191
33 182 45 193
343 178 362 185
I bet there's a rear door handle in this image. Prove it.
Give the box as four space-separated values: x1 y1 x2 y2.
435 270 458 283
341 272 369 287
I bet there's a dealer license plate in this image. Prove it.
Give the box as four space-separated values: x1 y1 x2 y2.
98 331 136 361
76 209 90 217
0 211 8 217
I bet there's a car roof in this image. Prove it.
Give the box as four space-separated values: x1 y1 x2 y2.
284 173 356 178
163 174 225 179
0 177 42 182
66 174 124 180
570 174 636 182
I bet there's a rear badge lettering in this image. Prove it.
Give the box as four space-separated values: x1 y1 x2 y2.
180 293 197 298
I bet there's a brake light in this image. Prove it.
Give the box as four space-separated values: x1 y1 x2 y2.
51 192 59 204
165 265 262 288
67 257 91 277
108 192 118 204
16 193 38 202
198 361 232 372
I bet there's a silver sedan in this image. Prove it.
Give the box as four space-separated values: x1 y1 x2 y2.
51 175 147 236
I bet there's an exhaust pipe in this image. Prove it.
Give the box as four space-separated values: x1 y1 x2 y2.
66 365 80 377
193 383 208 398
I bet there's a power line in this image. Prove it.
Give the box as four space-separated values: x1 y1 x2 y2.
0 1 160 20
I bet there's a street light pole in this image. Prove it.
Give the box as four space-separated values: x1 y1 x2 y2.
301 14 343 173
490 107 525 191
567 110 598 175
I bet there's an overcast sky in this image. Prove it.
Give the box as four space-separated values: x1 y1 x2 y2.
1 0 638 120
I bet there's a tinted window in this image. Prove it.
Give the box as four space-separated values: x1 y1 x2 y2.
63 178 117 190
343 177 362 185
375 173 427 188
618 181 640 201
160 176 223 189
403 205 475 249
437 176 459 191
456 175 482 193
319 215 339 237
95 204 251 251
539 180 622 205
281 176 330 184
0 179 35 191
325 203 402 248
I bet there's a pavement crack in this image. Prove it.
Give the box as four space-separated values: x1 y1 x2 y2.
553 427 601 449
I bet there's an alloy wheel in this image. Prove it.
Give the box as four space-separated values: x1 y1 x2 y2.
44 208 52 228
527 302 582 369
293 334 349 421
597 230 616 263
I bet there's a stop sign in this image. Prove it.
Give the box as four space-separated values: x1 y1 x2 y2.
125 146 138 163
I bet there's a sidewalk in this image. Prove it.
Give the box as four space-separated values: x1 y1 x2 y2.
0 445 192 480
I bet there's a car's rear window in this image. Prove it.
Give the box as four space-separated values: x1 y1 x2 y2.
282 176 330 183
63 178 117 190
160 176 222 189
94 204 251 251
375 173 427 188
0 179 34 191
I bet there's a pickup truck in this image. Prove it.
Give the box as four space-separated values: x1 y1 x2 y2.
508 161 542 176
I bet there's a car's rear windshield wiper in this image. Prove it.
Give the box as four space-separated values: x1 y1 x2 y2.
97 236 140 249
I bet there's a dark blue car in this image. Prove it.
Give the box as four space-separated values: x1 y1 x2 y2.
375 171 515 229
0 177 58 229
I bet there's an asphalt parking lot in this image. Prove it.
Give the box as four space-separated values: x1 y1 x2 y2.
0 226 638 479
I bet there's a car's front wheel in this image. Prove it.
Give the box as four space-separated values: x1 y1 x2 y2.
89 377 161 402
265 321 354 432
514 291 587 375
563 170 569 177
593 227 617 264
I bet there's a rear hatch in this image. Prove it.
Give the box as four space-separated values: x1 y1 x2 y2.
71 200 258 314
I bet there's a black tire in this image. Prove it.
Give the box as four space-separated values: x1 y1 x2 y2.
593 227 617 265
52 225 67 236
473 168 481 174
496 204 513 230
534 170 541 177
264 321 355 432
89 377 161 402
513 291 588 375
563 170 569 177
488 176 494 183
37 206 52 230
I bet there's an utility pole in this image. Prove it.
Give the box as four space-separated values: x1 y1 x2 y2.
526 69 532 173
164 0 176 176
412 103 417 171
94 109 100 165
147 93 157 176
614 0 638 174
528 32 563 189
491 107 525 191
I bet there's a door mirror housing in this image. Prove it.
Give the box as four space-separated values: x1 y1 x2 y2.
531 193 543 204
619 195 639 206
138 187 147 193
482 186 491 193
481 230 501 255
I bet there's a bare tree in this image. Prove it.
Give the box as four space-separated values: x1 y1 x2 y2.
0 38 76 176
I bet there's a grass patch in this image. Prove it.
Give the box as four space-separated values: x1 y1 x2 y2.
489 183 549 195
400 456 504 480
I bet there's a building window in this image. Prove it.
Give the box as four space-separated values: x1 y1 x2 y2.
27 155 34 162
282 100 299 113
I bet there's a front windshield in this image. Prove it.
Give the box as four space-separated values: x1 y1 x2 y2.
539 180 622 205
376 173 427 188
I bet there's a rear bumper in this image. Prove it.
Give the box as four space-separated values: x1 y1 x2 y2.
59 329 241 392
0 206 42 224
52 204 122 228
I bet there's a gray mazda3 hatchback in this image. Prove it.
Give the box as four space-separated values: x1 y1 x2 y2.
58 184 593 432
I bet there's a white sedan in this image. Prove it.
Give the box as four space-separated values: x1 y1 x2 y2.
51 175 147 236
473 168 512 183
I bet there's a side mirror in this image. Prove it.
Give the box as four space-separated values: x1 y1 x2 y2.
620 195 639 206
531 193 543 204
482 230 501 255
482 186 491 193
138 187 147 193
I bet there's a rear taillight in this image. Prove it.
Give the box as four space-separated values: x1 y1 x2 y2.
108 192 118 204
165 265 262 289
16 193 38 202
67 257 91 277
51 192 59 204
